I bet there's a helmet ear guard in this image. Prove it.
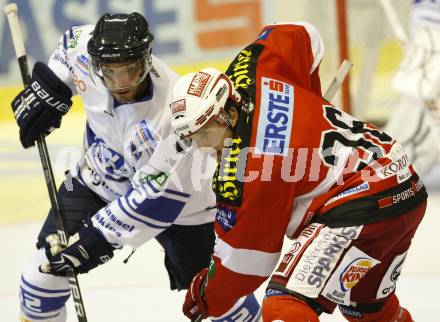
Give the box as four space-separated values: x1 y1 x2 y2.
206 74 241 128
215 108 232 127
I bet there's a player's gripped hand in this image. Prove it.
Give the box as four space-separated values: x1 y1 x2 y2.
10 62 73 148
183 268 209 321
40 217 115 276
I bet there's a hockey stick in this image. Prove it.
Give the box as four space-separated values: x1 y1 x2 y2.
323 59 353 103
3 3 88 322
380 0 408 46
192 314 203 322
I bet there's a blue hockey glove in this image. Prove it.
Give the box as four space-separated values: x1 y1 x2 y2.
41 218 115 275
11 62 72 148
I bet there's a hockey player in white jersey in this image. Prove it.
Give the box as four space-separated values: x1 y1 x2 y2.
385 0 440 176
11 12 260 322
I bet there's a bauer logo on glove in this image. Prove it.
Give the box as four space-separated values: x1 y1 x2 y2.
29 80 71 113
10 62 73 148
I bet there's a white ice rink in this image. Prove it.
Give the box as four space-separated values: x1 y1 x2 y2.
1 115 439 321
1 214 439 322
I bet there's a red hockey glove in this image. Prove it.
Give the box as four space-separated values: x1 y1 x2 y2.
183 268 209 321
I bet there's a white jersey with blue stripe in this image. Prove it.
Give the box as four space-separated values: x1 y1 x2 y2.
47 25 216 247
48 24 178 202
92 133 217 248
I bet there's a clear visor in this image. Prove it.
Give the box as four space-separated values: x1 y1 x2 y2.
188 117 231 149
90 56 151 91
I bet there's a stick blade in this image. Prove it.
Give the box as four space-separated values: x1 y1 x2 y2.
3 3 18 15
323 59 353 102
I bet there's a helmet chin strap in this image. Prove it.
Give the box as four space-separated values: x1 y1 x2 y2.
133 75 150 98
216 111 233 150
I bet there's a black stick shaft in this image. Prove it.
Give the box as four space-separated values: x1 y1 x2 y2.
11 19 88 322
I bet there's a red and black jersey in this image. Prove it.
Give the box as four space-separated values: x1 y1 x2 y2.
205 22 427 317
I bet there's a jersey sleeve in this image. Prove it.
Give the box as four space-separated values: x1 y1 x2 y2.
90 131 193 248
47 25 90 94
204 156 296 317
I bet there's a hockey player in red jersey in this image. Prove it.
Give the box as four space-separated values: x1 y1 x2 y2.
170 22 427 321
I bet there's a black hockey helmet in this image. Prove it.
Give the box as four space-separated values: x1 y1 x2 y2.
87 12 154 64
87 12 154 91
